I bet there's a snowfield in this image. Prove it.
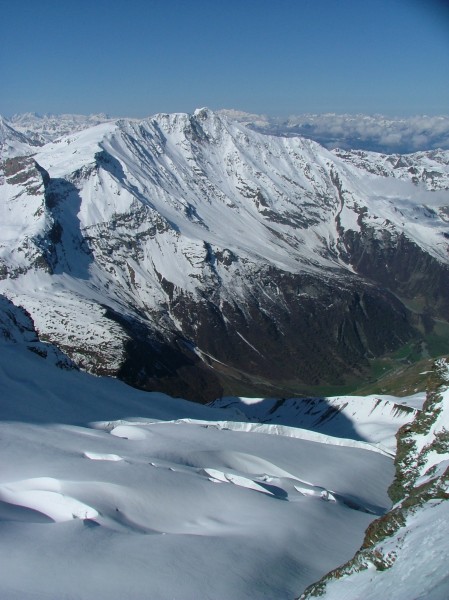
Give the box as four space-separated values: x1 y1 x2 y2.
212 393 424 456
0 302 415 600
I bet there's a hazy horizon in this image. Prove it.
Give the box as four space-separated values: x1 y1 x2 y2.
3 107 449 120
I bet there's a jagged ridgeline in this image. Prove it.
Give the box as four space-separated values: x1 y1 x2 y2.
0 110 448 400
299 357 449 599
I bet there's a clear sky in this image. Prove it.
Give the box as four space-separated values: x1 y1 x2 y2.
1 0 448 118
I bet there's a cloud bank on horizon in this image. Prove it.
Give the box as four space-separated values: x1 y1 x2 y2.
220 110 449 154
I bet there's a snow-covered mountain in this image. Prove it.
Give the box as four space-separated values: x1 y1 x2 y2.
0 290 423 599
333 147 449 190
8 112 115 144
1 108 448 400
0 115 37 158
1 108 448 598
0 113 115 159
300 357 449 600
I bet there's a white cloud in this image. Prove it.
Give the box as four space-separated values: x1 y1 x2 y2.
225 111 449 153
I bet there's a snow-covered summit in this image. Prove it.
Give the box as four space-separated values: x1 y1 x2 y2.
0 108 449 598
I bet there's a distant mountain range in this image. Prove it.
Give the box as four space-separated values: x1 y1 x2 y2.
2 109 449 155
5 112 113 145
1 108 448 401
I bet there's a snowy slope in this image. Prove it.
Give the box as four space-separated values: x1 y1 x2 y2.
333 147 449 191
0 297 404 600
31 109 449 266
0 109 448 399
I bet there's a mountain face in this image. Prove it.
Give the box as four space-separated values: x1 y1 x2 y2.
299 357 449 600
0 109 448 401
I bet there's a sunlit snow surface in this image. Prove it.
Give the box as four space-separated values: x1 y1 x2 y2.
212 393 424 455
0 325 416 599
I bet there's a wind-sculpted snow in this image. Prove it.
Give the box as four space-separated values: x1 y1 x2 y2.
0 307 402 599
0 415 393 598
148 417 394 456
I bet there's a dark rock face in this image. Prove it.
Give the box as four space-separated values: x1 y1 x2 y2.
342 227 449 321
71 260 415 400
103 307 224 404
168 271 414 391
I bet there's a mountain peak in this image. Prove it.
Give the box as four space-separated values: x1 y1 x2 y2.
193 106 211 118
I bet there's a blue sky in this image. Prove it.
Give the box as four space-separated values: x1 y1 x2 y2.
1 0 448 117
